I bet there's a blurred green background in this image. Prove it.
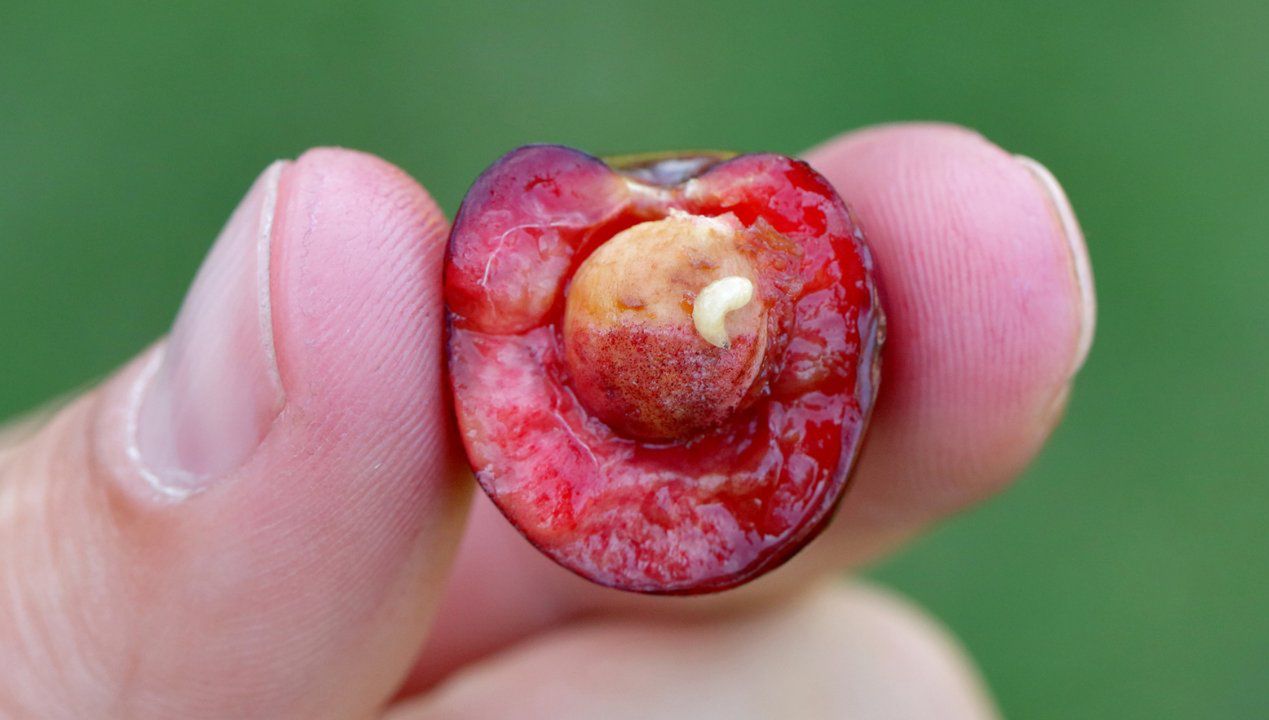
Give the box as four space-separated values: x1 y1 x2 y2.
2 2 1265 717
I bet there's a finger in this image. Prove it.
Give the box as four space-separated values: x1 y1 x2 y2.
0 389 85 451
800 122 1095 555
0 403 58 450
389 582 999 720
401 122 1094 692
0 149 468 719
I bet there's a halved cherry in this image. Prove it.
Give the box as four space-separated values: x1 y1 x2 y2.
445 145 883 594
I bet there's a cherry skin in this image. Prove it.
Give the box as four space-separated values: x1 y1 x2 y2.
445 146 883 594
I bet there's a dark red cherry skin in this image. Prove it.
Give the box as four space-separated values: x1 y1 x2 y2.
445 145 883 594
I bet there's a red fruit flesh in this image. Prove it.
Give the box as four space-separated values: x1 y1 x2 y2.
446 146 883 594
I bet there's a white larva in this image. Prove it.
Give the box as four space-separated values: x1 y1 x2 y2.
692 276 755 348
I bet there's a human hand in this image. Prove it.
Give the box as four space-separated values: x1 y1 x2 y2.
0 123 1093 719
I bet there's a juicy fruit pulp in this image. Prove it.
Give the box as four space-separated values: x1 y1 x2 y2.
445 146 883 594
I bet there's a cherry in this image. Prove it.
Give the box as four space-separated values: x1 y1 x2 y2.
445 146 883 594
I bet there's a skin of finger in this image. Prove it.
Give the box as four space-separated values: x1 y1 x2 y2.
0 412 51 451
400 122 1088 695
388 582 999 720
0 149 470 719
0 389 87 451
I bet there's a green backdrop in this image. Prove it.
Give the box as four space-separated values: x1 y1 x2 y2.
2 3 1265 717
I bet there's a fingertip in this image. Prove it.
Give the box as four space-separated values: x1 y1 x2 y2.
1013 154 1096 374
814 583 1001 719
261 141 468 584
6 148 469 717
389 582 998 720
272 146 453 458
804 123 1091 519
806 121 993 164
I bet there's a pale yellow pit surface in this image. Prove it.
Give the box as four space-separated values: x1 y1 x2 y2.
565 211 762 345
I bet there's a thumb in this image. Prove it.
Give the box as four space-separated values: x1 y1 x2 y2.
0 149 468 719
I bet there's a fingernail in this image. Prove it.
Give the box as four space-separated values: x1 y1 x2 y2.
131 162 287 497
1015 155 1096 374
